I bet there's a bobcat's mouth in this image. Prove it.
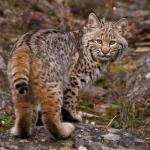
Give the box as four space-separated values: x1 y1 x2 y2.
100 55 111 61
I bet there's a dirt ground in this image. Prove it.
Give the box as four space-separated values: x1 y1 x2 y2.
0 124 149 150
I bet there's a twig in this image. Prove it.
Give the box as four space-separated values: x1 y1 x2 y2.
107 115 117 128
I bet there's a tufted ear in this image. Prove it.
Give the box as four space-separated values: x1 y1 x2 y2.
114 18 128 35
87 13 100 29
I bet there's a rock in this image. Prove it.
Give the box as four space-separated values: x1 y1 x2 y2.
101 145 116 150
123 133 134 138
78 146 88 150
19 139 29 143
107 128 122 134
126 55 150 102
0 124 149 150
90 142 103 150
80 86 107 101
3 9 12 16
101 133 120 141
0 55 6 70
0 91 11 110
60 146 75 150
101 145 129 150
0 147 7 150
9 145 18 149
0 48 11 110
134 138 144 143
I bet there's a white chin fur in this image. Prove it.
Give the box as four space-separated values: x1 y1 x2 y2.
100 57 110 61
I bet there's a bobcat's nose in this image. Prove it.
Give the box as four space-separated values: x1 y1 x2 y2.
101 46 110 55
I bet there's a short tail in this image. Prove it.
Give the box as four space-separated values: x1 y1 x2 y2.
8 47 31 95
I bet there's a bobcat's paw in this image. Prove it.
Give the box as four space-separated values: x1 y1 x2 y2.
60 123 75 139
62 108 82 122
72 113 82 122
10 126 31 138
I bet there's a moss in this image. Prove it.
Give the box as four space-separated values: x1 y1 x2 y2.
0 114 13 133
94 77 108 88
111 120 123 129
108 64 122 73
67 0 78 7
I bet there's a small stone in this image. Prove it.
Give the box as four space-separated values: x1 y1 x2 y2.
20 139 29 143
10 145 18 149
134 138 144 143
123 132 133 138
1 121 5 125
41 138 47 142
3 9 12 16
0 147 7 150
78 146 88 150
78 134 82 138
81 129 84 132
101 133 120 141
101 144 116 150
91 121 95 125
90 142 103 150
145 73 150 79
107 128 122 134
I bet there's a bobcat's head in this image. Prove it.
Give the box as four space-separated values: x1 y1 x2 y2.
82 13 128 62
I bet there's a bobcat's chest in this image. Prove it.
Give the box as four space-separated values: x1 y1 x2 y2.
74 61 103 89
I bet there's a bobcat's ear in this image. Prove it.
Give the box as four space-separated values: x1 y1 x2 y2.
87 13 100 29
114 18 128 35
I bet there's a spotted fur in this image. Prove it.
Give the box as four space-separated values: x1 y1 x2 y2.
7 13 128 139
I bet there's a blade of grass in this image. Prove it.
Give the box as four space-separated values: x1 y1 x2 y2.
107 115 117 128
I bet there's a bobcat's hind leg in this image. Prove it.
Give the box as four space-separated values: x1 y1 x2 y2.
11 90 33 138
36 83 75 139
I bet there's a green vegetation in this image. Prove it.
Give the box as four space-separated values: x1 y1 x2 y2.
0 114 13 133
95 77 108 88
81 43 149 136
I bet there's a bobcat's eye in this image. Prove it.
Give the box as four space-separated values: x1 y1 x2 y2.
110 40 116 45
96 39 102 44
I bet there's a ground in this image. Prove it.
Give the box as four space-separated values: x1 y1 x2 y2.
0 124 149 150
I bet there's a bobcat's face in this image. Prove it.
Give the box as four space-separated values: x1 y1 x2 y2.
82 13 128 62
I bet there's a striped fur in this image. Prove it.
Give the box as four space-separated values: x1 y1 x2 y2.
8 47 31 95
7 13 128 139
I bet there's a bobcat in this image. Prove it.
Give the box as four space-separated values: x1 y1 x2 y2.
7 13 128 139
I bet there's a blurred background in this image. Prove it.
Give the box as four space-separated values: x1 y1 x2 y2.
0 0 149 139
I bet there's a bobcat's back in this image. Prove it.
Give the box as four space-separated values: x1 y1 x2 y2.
8 29 78 94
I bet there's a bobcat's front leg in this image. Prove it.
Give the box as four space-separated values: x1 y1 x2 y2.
63 76 82 122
